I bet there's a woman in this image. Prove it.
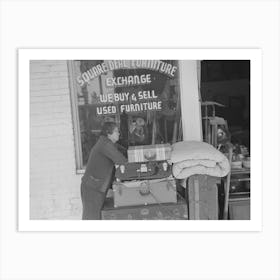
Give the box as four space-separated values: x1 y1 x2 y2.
81 122 127 220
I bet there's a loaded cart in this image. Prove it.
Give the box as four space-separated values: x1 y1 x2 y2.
101 143 189 220
101 141 230 220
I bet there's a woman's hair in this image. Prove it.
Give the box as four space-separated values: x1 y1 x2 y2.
100 122 118 137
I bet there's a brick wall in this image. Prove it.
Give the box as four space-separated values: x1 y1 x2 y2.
30 60 82 219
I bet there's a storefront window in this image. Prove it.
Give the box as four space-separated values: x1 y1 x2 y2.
69 60 182 169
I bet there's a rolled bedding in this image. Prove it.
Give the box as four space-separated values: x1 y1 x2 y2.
171 141 230 179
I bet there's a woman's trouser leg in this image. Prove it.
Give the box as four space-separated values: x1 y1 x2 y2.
81 182 106 220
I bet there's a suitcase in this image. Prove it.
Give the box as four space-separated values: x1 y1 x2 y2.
187 175 219 220
101 194 188 220
112 177 177 207
115 161 172 181
128 143 172 163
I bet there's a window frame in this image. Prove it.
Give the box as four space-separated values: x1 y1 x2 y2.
68 60 202 172
68 61 84 172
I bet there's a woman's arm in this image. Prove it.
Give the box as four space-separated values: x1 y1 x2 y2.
103 142 128 164
115 143 127 157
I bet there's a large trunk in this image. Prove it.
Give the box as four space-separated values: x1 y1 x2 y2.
115 160 172 181
112 177 177 207
102 194 188 220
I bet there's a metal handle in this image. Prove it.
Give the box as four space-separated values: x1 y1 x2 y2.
139 182 151 196
139 189 151 196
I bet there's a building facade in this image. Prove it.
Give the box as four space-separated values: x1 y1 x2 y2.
30 60 201 219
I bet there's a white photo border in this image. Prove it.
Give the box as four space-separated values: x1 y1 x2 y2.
19 48 262 232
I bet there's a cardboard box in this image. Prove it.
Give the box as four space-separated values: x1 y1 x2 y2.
188 175 219 220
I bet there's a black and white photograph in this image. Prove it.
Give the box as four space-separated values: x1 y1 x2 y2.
18 49 262 230
1 1 279 280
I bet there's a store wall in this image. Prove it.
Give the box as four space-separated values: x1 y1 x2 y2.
30 60 82 219
29 60 201 220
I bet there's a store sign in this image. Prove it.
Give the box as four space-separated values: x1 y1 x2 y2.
96 90 162 115
77 60 177 86
77 60 177 116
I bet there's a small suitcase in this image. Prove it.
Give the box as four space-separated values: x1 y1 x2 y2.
128 143 172 163
115 161 172 181
187 175 219 220
101 194 188 220
112 177 177 207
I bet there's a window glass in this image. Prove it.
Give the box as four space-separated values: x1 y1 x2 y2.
72 60 182 167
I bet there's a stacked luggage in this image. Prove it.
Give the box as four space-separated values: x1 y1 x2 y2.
101 144 188 220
